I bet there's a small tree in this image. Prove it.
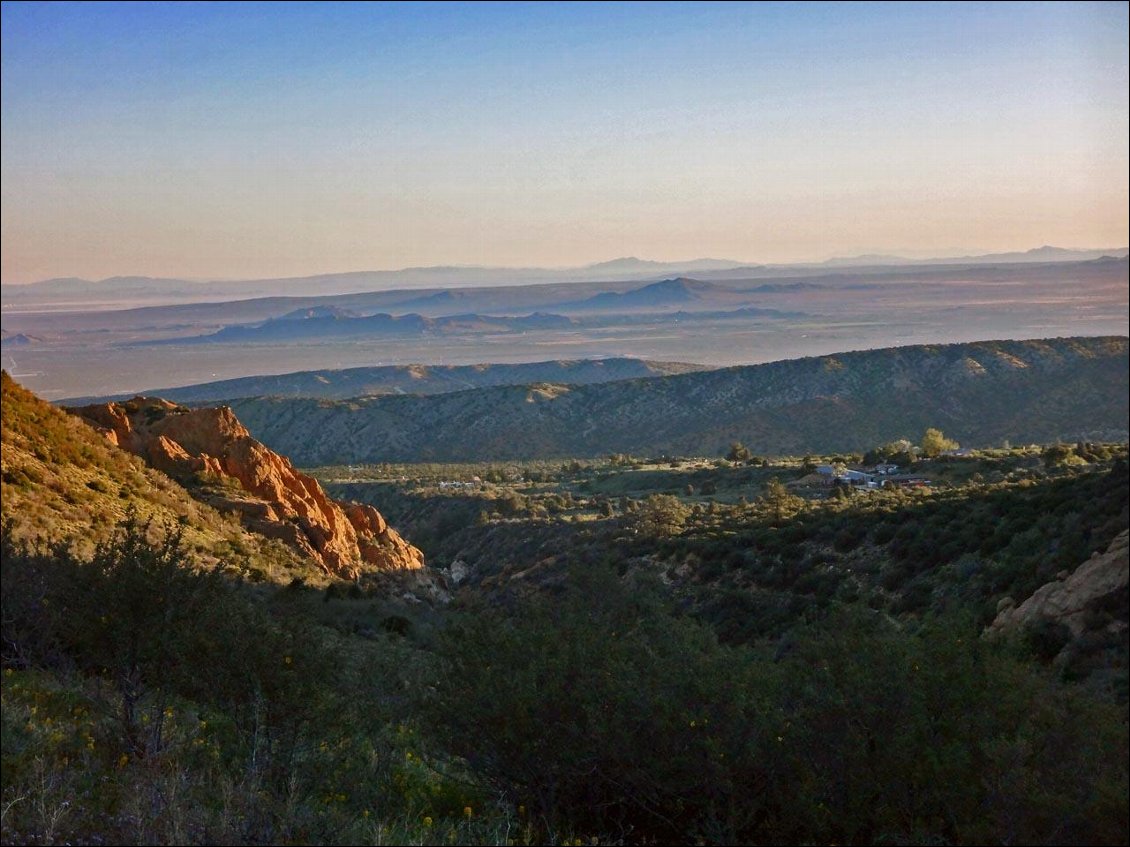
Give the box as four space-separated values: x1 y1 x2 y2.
921 428 959 458
762 477 801 522
628 494 690 538
727 441 753 463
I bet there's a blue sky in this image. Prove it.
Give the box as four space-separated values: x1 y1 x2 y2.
2 1 1126 282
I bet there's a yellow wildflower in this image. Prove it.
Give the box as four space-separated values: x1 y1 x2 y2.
423 816 433 827
463 806 473 818
117 753 129 768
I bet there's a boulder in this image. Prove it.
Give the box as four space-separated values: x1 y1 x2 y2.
990 530 1129 637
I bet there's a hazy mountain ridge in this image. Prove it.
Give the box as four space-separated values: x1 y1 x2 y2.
139 300 807 347
563 277 742 310
0 257 754 304
224 337 1130 464
5 257 1125 401
64 358 713 405
9 255 1122 331
5 248 1125 307
822 245 1130 267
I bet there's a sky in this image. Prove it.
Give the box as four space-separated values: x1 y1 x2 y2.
1 1 1127 284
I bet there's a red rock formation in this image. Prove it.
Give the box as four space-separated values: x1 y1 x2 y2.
70 397 424 578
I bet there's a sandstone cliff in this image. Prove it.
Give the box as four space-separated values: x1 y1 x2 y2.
71 397 424 578
990 530 1129 637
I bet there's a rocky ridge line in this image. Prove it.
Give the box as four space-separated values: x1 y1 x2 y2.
70 397 424 579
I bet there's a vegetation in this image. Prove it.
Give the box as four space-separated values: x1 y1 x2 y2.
3 513 1126 845
228 337 1129 463
0 371 307 582
920 427 959 457
2 371 1128 845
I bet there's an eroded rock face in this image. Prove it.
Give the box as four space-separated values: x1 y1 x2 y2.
990 530 1129 637
70 397 424 578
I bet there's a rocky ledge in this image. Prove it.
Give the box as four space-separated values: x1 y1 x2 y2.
70 397 424 578
990 529 1128 638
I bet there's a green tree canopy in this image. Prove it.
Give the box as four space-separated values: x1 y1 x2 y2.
921 428 959 458
726 441 753 463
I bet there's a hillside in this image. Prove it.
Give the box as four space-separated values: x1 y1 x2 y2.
1 372 423 583
0 372 307 580
4 366 1128 846
67 396 424 578
67 358 710 404
227 337 1130 464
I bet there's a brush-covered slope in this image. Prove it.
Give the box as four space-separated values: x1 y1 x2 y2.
68 396 424 578
68 358 710 404
0 371 307 580
227 337 1130 464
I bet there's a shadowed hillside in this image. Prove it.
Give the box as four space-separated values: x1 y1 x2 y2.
227 337 1130 464
65 358 711 404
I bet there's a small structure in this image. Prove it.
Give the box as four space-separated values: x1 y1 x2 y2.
885 475 932 488
835 469 877 487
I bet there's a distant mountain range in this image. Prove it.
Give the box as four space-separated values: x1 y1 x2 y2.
0 258 756 305
5 247 1125 306
152 311 580 345
63 358 712 405
141 286 807 345
821 245 1130 267
223 337 1130 464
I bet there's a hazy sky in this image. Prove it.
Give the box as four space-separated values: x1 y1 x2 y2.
2 1 1127 283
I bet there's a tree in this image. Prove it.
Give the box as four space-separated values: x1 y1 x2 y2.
920 428 959 458
762 477 801 522
727 441 753 463
628 494 690 538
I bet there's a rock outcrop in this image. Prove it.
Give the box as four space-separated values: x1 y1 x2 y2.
990 530 1129 637
70 397 424 578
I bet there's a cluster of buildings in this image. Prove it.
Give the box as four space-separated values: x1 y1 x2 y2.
799 463 932 492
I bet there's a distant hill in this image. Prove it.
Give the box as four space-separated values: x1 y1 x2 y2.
65 358 713 404
10 249 1122 310
158 311 578 345
276 305 360 320
0 332 45 346
581 257 748 274
0 257 753 306
822 246 1129 267
566 277 738 310
224 337 1130 464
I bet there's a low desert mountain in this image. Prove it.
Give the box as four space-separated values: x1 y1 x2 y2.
226 337 1130 464
67 358 709 405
